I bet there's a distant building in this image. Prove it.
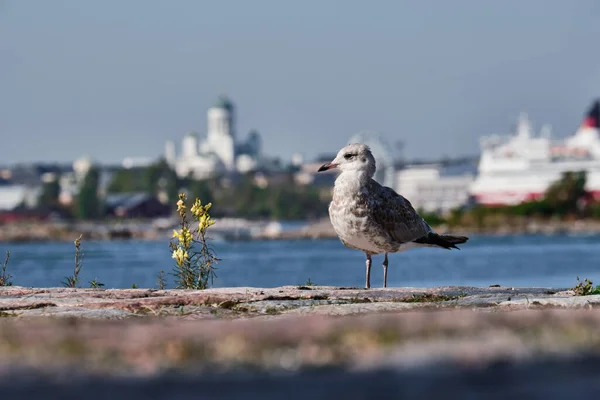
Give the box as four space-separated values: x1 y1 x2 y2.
166 95 263 179
1 157 121 214
105 192 171 219
0 169 12 183
395 161 476 214
73 156 92 181
0 184 41 211
294 154 338 187
56 156 95 206
122 157 154 169
291 153 304 167
294 151 475 213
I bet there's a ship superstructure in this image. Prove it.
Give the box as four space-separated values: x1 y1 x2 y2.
470 100 600 205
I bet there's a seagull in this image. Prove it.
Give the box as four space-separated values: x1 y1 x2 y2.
318 143 469 289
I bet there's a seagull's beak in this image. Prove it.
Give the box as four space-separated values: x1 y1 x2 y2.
318 162 336 172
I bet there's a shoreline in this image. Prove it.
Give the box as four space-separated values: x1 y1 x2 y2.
2 217 600 242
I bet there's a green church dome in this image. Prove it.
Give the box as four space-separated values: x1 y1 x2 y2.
213 95 234 111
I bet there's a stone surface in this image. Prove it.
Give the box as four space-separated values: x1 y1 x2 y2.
0 284 586 319
1 284 598 321
2 284 600 399
0 286 599 369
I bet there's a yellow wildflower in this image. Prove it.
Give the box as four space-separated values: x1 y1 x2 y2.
190 199 201 218
171 248 184 264
176 199 185 212
171 248 190 265
182 227 192 244
199 214 215 231
190 199 214 220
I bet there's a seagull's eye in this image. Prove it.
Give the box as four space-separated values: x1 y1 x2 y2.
343 153 353 160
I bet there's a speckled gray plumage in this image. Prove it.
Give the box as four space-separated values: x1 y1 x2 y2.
327 143 432 256
319 143 468 288
329 176 432 255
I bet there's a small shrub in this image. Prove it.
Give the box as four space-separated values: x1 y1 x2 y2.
156 270 167 290
170 193 220 289
571 276 600 296
0 250 12 287
89 279 104 288
62 234 83 288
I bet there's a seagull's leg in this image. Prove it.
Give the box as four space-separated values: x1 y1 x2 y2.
383 253 389 288
365 253 372 289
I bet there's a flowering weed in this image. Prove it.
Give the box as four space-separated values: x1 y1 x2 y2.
170 193 220 289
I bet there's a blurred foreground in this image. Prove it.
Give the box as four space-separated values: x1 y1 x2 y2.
1 286 600 398
1 357 600 399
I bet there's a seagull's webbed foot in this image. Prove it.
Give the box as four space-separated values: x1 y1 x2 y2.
365 253 372 289
383 253 388 288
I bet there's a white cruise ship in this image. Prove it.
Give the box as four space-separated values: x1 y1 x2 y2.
470 100 600 205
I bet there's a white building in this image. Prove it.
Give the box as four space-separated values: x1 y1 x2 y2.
0 185 41 211
470 101 600 205
122 157 154 169
57 156 110 206
395 163 475 214
167 96 263 180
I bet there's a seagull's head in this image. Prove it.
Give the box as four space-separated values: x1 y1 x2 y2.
318 143 376 177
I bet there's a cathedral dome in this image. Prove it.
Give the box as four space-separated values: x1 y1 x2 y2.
213 95 234 111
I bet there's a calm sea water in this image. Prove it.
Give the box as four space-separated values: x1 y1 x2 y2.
2 234 600 289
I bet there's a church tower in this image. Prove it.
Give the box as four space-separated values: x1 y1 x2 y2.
207 95 236 170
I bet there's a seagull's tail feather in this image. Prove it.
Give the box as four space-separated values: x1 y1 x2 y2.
439 234 469 249
414 233 469 250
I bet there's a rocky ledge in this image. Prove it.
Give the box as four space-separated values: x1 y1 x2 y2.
0 284 592 320
1 285 600 375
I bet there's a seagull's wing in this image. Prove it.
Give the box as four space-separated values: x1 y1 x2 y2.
369 183 431 244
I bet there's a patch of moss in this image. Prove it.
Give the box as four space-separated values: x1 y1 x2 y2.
264 306 280 315
395 293 459 303
234 305 249 313
218 300 238 310
0 310 17 317
344 297 372 304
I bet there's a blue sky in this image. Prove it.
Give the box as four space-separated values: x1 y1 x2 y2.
2 0 600 164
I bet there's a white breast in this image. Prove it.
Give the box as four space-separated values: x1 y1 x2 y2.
340 232 385 254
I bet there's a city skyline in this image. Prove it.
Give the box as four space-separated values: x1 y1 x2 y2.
2 0 600 165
